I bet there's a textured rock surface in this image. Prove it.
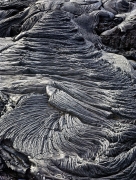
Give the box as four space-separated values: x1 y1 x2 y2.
0 0 136 179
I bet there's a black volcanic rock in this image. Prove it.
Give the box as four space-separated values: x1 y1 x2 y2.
101 23 136 51
0 0 136 180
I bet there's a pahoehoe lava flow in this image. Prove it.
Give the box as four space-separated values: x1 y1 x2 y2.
0 0 136 179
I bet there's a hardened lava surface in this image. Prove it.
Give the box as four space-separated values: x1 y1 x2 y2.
0 0 136 179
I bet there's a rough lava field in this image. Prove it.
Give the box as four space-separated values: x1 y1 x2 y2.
0 0 136 179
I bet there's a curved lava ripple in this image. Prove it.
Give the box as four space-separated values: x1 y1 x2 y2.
0 0 136 179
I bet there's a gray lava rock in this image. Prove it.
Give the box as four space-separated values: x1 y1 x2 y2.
0 0 136 180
